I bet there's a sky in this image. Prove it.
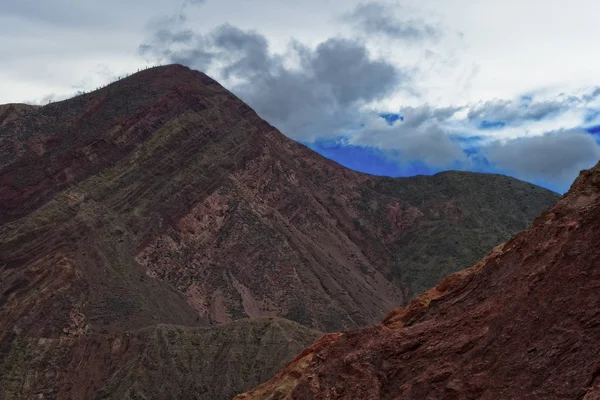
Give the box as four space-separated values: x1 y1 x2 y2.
2 0 600 192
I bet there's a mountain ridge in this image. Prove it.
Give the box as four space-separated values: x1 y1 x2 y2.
236 161 600 400
0 64 558 334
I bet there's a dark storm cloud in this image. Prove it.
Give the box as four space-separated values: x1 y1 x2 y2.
342 2 439 41
485 129 600 187
139 22 404 141
211 24 273 79
234 36 403 140
311 38 399 106
139 15 215 70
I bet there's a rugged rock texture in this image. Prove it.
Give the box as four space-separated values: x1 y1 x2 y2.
0 103 39 127
237 162 600 400
0 65 558 335
0 317 321 400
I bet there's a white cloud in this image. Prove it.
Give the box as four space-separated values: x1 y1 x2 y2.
3 0 600 107
349 107 466 167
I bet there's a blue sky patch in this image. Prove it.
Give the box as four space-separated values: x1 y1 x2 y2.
586 125 600 135
478 120 506 130
379 113 403 125
584 109 600 124
449 135 485 143
305 139 437 177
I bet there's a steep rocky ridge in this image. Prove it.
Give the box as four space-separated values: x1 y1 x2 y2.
237 161 600 400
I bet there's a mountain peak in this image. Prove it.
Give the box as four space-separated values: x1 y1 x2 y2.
110 63 220 93
65 63 231 118
0 64 262 224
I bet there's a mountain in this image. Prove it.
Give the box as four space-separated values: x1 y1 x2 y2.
236 161 600 400
0 103 39 126
0 65 558 337
0 317 320 399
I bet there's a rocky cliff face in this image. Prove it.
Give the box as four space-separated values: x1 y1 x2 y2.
236 161 600 400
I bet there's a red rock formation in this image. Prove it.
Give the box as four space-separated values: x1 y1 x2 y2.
237 161 600 400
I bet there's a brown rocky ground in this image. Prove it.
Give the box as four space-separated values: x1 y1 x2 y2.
236 161 600 400
0 317 320 400
0 103 39 127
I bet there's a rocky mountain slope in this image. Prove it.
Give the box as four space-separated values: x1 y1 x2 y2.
0 103 38 127
237 161 600 400
0 317 320 400
0 65 558 336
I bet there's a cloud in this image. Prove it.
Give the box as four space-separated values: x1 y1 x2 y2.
139 15 215 70
335 125 600 192
236 37 403 141
342 2 439 41
311 38 400 106
485 129 600 187
467 97 576 127
584 109 600 124
583 87 600 103
139 22 404 141
338 103 600 191
0 0 101 27
0 0 174 30
350 105 465 167
211 24 273 80
136 4 600 192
